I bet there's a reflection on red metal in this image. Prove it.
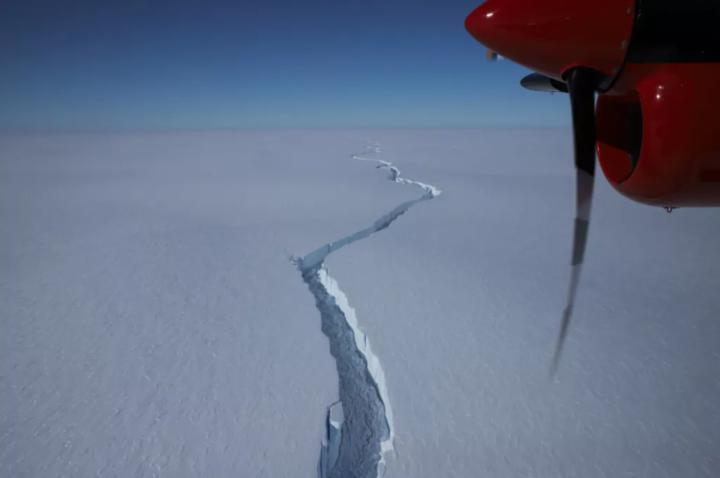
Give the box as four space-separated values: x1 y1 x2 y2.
597 64 720 206
464 0 635 82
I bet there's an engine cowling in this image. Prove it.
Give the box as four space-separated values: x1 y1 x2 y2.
465 0 635 85
597 64 720 206
467 0 720 207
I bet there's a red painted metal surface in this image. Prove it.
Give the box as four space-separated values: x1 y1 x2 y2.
597 63 720 206
465 0 635 82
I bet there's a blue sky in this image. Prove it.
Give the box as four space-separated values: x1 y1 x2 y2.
0 0 569 130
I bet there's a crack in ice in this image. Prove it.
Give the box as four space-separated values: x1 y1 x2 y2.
294 144 441 478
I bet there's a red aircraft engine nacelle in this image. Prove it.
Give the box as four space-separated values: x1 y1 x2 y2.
596 64 720 206
466 0 720 207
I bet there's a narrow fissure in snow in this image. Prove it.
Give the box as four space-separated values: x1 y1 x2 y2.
294 145 441 478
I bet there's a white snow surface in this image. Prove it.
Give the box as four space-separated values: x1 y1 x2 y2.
2 129 720 477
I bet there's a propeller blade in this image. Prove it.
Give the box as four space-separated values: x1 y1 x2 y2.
551 68 597 377
520 73 568 93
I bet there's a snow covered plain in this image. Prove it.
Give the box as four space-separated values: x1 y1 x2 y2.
2 129 719 477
